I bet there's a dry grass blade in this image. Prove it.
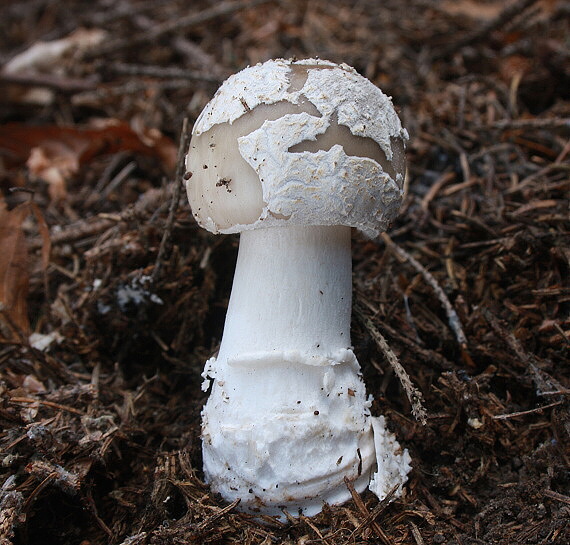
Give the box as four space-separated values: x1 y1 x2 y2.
492 400 564 420
382 233 468 349
484 308 568 396
358 309 454 370
410 521 425 545
355 302 427 425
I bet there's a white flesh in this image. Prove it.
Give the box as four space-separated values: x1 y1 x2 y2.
201 225 411 518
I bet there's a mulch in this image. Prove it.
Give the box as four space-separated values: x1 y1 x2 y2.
0 1 568 544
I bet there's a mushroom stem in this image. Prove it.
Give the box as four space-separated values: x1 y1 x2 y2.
201 225 408 518
219 225 352 364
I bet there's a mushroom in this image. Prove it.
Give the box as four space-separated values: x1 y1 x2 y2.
184 58 411 518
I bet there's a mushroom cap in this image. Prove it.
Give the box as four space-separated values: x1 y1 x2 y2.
185 58 408 237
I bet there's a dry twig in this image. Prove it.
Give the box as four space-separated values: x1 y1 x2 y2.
86 0 274 57
152 117 190 282
344 477 397 545
439 0 540 56
105 62 222 83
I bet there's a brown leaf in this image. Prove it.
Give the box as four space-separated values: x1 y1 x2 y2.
0 198 50 340
0 121 177 204
0 199 31 337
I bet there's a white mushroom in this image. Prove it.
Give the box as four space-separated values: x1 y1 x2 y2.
185 58 411 518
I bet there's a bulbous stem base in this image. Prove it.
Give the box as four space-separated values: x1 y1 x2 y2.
200 226 411 518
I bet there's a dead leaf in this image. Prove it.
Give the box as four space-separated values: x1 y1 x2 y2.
2 28 107 106
0 199 31 337
26 141 84 203
3 28 106 75
0 121 177 204
22 374 47 394
0 197 51 340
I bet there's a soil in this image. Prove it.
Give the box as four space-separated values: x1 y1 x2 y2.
0 1 568 544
